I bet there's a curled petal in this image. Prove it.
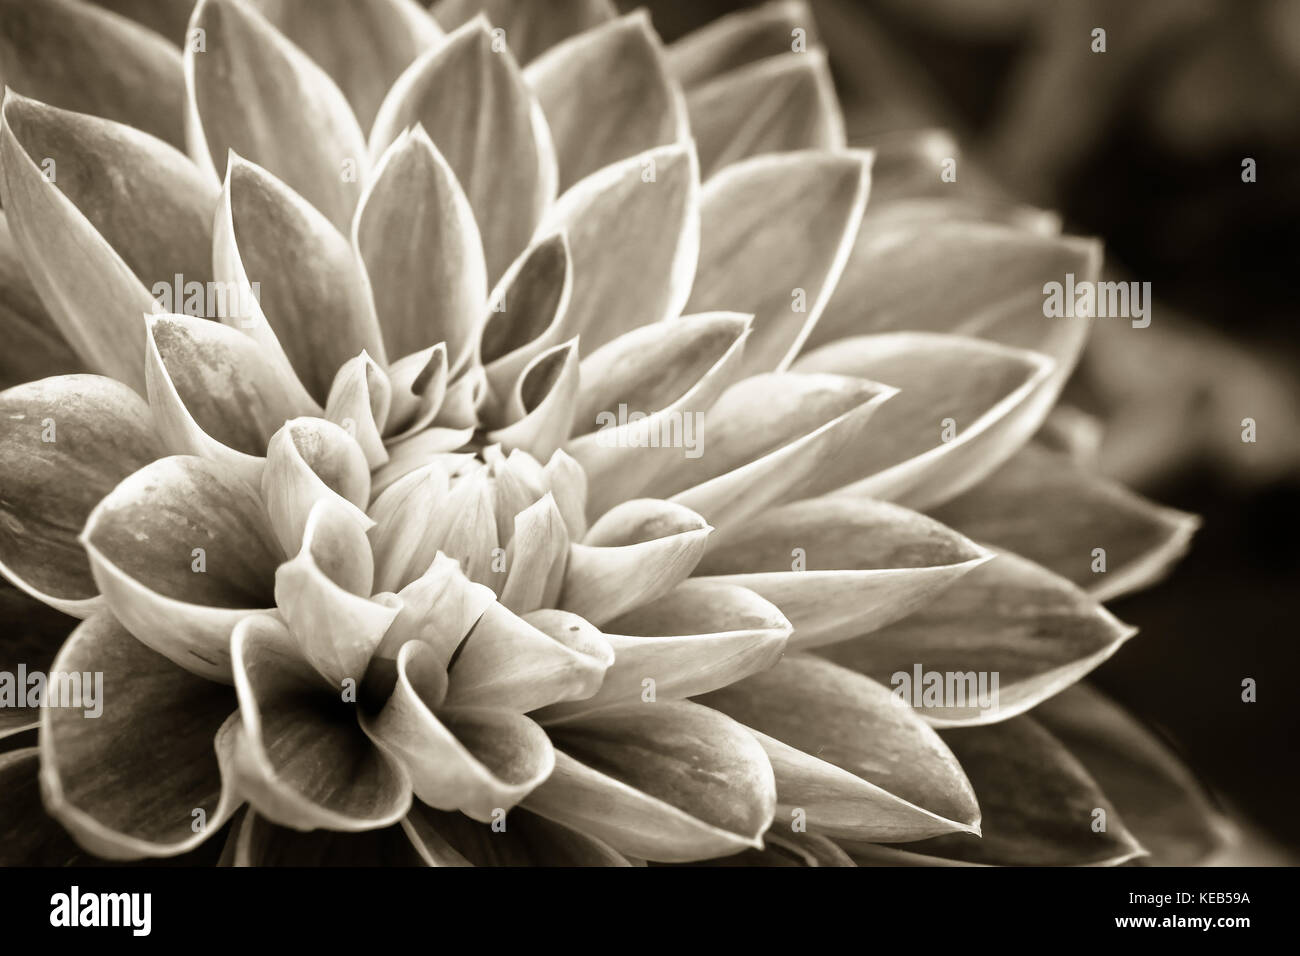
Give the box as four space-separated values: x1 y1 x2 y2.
355 126 486 367
0 375 159 616
0 0 186 146
657 374 896 534
324 351 392 469
402 803 630 866
685 150 871 375
477 232 572 419
794 332 1056 509
525 11 688 191
433 0 617 66
373 552 496 672
932 443 1200 602
559 498 712 626
361 640 554 820
82 455 282 681
905 717 1144 866
688 51 844 180
186 0 369 228
0 93 212 392
38 612 239 859
525 700 776 863
499 493 569 614
433 363 485 429
371 17 555 284
698 655 982 842
444 605 612 713
145 312 318 486
384 343 449 442
229 614 411 831
262 417 371 558
537 580 790 722
539 144 698 354
667 0 819 87
275 499 400 686
485 339 580 462
694 498 993 649
251 0 442 131
219 154 386 402
816 551 1137 727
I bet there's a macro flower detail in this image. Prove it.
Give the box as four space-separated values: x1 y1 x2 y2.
0 0 1219 867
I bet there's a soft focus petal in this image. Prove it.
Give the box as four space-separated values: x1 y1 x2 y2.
0 0 186 146
694 498 993 649
525 11 687 191
82 456 282 680
433 0 616 65
667 0 818 87
0 375 159 616
817 552 1135 726
808 220 1100 366
39 612 239 859
186 0 369 229
685 150 870 375
688 51 844 180
932 443 1200 602
698 655 982 842
251 0 442 131
370 17 555 284
525 700 776 863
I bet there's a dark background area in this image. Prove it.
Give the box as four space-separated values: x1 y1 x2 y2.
642 0 1300 853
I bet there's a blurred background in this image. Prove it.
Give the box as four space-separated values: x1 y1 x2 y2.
638 0 1300 855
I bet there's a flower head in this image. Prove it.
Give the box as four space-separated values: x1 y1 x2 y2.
0 0 1215 866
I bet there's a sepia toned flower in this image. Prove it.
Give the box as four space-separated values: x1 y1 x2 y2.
0 0 1219 866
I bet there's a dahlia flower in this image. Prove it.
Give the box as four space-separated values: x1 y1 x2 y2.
0 0 1218 867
